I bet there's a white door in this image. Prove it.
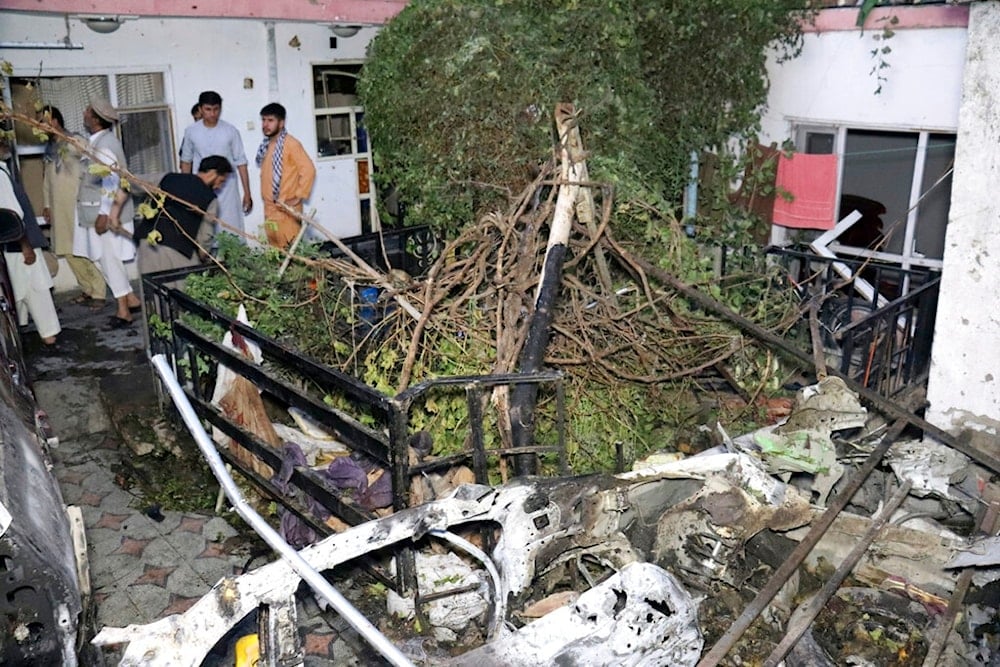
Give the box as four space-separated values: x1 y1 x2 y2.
308 64 373 240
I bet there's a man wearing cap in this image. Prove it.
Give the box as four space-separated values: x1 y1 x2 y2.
255 102 316 248
74 99 142 327
179 91 252 242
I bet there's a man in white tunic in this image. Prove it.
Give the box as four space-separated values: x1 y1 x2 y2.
179 90 252 241
0 143 60 345
73 99 142 327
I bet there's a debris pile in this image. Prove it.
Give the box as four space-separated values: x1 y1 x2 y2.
115 108 998 665
97 374 1000 665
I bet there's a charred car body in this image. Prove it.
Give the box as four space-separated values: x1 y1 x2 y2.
0 196 88 664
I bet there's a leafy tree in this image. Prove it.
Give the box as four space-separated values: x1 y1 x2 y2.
360 0 813 236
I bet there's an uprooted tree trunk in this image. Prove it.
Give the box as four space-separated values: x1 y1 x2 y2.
508 104 585 476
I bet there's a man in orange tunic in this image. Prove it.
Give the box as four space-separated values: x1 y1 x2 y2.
254 103 317 248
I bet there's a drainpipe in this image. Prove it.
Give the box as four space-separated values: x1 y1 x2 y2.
266 21 279 100
684 150 699 237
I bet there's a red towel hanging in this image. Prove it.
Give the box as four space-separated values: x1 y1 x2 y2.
772 152 838 230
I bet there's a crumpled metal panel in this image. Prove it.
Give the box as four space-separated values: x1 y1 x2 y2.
96 455 806 665
0 390 82 665
447 562 702 667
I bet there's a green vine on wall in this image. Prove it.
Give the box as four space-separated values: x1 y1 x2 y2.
869 15 899 95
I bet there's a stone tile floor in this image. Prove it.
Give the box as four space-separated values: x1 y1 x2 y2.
23 290 369 666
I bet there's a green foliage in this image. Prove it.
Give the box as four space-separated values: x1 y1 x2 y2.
360 0 812 235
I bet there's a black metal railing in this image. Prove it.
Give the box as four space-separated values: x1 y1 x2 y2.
141 252 565 593
763 246 940 396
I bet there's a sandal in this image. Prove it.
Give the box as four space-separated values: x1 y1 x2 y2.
70 294 95 305
108 315 133 329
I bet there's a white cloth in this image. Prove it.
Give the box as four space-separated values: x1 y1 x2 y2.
4 250 60 340
0 164 60 339
72 131 135 297
179 120 248 235
0 162 23 217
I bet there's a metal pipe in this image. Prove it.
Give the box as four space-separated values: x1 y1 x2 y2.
429 528 505 639
0 41 84 49
150 354 415 667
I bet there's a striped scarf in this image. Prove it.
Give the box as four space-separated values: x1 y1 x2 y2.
255 129 286 201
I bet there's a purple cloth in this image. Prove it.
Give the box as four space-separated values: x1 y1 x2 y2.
323 455 393 511
273 442 327 548
325 456 369 493
271 443 395 548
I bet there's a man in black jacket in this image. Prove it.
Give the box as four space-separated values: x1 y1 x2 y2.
133 155 233 279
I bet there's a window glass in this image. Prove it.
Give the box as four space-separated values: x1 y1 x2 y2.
120 108 173 175
115 73 165 107
915 134 955 260
805 131 834 155
842 130 918 255
317 113 353 157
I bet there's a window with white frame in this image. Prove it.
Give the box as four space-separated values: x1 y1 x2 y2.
6 72 174 216
795 125 955 271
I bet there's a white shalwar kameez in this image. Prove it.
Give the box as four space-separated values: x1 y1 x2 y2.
73 132 135 299
0 166 60 340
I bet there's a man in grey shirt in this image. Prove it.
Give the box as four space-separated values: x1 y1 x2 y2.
179 90 252 240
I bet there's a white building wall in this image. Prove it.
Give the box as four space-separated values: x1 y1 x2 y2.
760 25 966 145
761 7 1000 445
0 12 376 259
924 2 1000 440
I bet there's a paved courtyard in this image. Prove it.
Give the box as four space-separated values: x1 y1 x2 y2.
25 291 369 665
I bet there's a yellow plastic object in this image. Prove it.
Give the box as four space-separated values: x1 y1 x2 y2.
234 634 260 667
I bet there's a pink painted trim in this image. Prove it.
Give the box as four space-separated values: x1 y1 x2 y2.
0 0 407 23
804 5 969 33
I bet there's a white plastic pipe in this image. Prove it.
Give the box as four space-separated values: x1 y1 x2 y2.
151 354 414 667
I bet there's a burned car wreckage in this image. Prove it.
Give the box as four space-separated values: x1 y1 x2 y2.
80 210 1000 667
13 110 997 664
95 358 1000 666
0 195 89 663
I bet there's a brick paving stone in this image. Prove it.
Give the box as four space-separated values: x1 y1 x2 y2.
85 527 130 559
58 468 88 486
158 527 210 552
115 536 154 557
98 487 142 513
197 541 229 559
303 631 336 658
116 515 174 540
93 589 143 628
143 511 183 534
203 516 240 541
79 490 107 507
122 584 173 622
177 514 209 534
188 553 244 585
161 593 201 616
89 554 144 589
94 511 131 530
133 564 177 587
